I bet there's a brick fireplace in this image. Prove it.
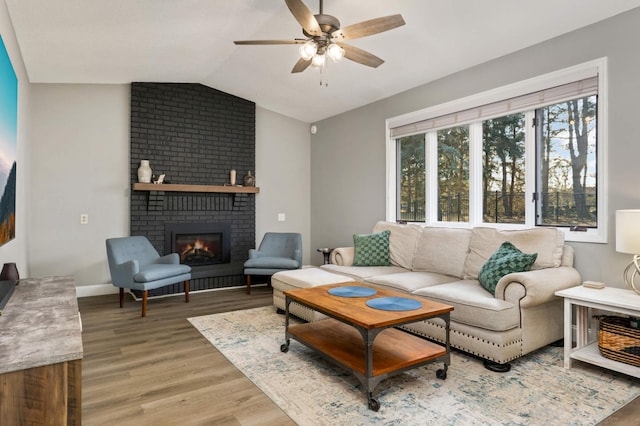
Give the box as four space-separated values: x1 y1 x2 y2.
130 83 256 296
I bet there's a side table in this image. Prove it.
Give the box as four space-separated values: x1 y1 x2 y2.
317 248 334 265
555 285 640 378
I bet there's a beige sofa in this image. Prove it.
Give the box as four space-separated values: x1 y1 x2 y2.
272 221 581 371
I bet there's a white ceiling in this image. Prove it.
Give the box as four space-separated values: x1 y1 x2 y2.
6 0 640 123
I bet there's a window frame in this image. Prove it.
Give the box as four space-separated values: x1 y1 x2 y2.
385 58 608 243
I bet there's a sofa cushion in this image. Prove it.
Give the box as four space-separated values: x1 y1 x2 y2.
353 230 392 266
272 267 354 290
478 242 537 295
365 271 458 293
373 221 421 270
320 264 406 281
412 227 472 278
463 227 564 279
414 280 520 332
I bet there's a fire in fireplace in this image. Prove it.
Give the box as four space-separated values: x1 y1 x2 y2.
165 223 231 267
176 233 220 265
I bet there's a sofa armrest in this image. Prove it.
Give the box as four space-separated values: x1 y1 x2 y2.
156 253 179 264
495 266 582 307
330 247 355 266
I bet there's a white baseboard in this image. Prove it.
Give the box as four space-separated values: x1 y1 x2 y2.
75 283 267 298
75 284 119 298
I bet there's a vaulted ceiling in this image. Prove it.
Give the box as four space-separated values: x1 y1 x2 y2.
6 0 640 122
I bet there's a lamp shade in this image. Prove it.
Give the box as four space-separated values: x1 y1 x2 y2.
299 41 317 61
327 43 345 62
616 210 640 254
311 53 326 68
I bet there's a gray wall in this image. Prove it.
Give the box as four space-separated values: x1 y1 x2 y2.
27 85 310 292
311 8 640 287
29 84 130 289
256 107 311 260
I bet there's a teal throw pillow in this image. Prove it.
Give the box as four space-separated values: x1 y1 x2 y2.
478 242 537 295
353 230 392 267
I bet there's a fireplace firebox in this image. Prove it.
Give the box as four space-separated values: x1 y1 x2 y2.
165 223 231 275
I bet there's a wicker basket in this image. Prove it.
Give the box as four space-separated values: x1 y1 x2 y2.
596 315 640 367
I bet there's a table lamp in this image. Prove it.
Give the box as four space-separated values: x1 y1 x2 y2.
615 209 640 295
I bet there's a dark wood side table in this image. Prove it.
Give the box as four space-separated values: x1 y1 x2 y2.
317 248 334 264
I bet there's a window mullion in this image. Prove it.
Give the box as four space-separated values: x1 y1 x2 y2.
386 134 397 222
524 110 536 227
468 122 483 225
426 131 438 223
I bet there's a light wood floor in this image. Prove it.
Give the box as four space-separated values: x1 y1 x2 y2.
79 285 295 425
79 286 639 425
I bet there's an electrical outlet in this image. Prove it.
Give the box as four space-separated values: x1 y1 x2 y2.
80 214 89 225
277 213 286 222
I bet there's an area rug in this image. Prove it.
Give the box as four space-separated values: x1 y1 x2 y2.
188 307 639 425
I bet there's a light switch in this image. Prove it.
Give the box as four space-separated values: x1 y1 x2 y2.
278 213 286 222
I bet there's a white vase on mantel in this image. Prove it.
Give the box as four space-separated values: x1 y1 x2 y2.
138 160 152 183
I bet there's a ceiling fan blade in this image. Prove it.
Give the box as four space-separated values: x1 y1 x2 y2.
234 40 304 45
291 58 312 73
285 0 322 36
332 14 405 41
339 43 384 68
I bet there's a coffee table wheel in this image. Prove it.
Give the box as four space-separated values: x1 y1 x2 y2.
436 367 447 380
280 342 289 353
367 395 380 412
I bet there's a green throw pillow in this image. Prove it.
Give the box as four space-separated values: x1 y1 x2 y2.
478 242 537 295
353 230 392 267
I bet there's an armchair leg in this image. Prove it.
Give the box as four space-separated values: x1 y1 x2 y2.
246 275 251 295
141 291 148 317
119 288 124 308
185 280 189 303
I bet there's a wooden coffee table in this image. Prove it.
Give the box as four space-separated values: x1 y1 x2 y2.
280 282 453 411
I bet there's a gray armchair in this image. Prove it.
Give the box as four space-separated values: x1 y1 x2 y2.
244 232 302 294
106 236 192 317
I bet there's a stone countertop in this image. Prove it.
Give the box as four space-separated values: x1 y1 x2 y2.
0 276 83 374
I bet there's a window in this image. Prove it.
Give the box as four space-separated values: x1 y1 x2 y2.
397 134 425 222
438 126 469 222
483 114 526 224
536 95 597 228
386 59 607 243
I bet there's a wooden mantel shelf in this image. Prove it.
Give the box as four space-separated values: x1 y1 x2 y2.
132 183 259 194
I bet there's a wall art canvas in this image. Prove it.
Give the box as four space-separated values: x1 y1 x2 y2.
0 36 17 246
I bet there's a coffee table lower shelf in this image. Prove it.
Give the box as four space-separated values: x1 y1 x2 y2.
281 318 448 410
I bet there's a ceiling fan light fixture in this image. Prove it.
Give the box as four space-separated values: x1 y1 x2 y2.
299 41 318 60
233 0 406 77
326 43 345 63
311 53 326 68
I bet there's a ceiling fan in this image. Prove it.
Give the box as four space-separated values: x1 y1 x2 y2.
234 0 405 74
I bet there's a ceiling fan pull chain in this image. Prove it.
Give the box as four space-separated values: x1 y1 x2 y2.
319 63 328 87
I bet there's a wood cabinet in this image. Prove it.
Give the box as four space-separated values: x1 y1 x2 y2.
0 276 83 425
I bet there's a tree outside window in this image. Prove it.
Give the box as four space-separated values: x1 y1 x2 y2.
537 95 597 227
482 114 526 224
397 134 425 222
438 126 469 222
